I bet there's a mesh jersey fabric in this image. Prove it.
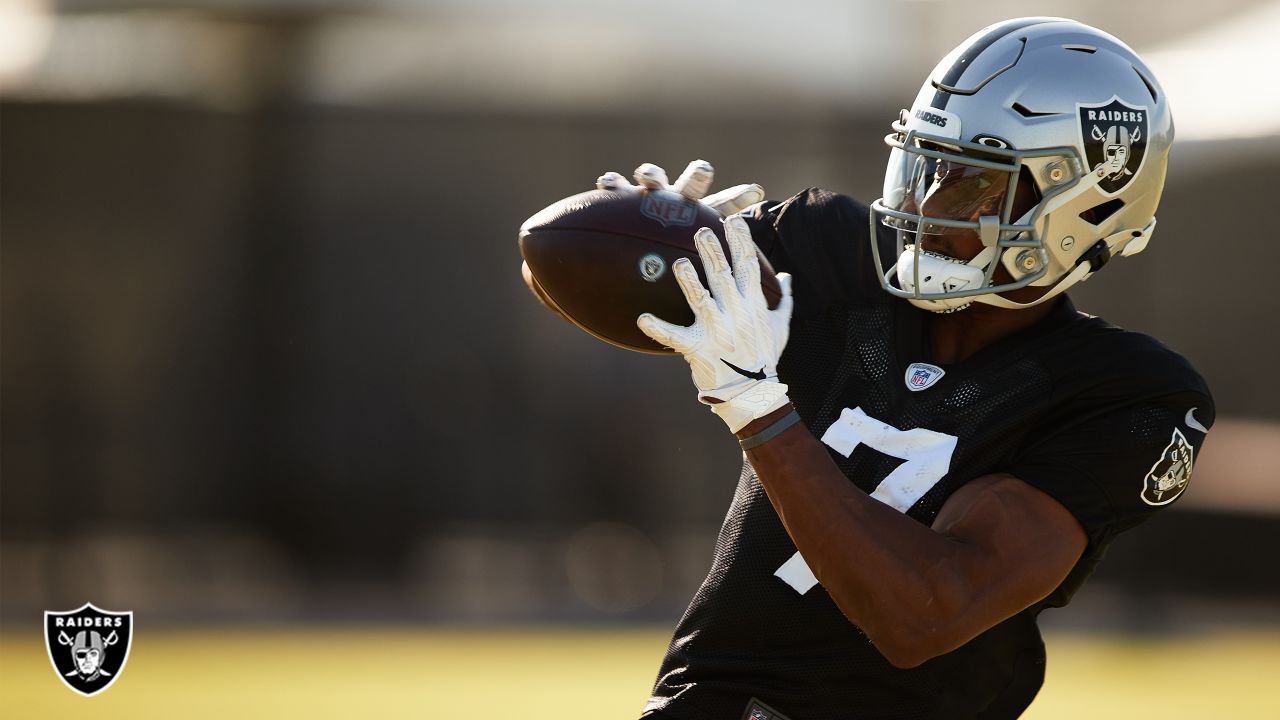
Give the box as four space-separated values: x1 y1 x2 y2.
643 188 1213 720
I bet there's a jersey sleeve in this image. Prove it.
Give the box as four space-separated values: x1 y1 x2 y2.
1007 388 1214 552
742 188 896 319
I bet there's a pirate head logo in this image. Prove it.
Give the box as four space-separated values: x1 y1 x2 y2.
1078 97 1149 195
44 603 133 696
1141 428 1194 506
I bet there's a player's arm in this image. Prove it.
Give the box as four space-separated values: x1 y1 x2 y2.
636 214 1084 668
738 406 1085 668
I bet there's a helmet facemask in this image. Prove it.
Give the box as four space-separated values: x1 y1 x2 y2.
870 116 1079 313
867 19 1172 313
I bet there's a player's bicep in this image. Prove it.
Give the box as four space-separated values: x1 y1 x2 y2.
1009 394 1212 550
931 474 1087 631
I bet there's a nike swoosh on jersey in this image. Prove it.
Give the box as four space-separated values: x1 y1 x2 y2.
721 359 766 381
1185 408 1209 433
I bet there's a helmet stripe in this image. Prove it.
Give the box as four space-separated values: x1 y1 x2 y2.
931 17 1060 110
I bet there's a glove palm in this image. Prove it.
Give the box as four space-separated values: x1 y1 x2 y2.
638 216 794 433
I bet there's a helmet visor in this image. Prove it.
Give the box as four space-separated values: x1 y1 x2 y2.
881 141 1017 239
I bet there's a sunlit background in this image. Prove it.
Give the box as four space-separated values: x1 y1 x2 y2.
3 0 1278 717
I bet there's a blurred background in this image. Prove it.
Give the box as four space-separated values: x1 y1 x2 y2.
2 0 1278 717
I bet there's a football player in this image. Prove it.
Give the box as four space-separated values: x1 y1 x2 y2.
530 17 1213 720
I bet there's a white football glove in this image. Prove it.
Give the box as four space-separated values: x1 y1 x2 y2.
637 216 794 433
596 160 766 217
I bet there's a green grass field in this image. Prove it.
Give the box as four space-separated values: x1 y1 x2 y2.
2 627 1277 718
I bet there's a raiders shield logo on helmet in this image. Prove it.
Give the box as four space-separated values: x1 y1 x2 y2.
1078 97 1149 196
44 603 133 696
1141 428 1194 506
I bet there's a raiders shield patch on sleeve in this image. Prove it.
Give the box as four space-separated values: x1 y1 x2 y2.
1141 427 1193 506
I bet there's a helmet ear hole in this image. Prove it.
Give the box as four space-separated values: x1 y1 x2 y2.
1079 199 1125 226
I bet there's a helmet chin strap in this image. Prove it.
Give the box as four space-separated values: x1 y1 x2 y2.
978 219 1157 310
967 174 1104 311
973 166 1106 308
974 261 1090 309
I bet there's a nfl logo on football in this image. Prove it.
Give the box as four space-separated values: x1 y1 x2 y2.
640 191 697 228
44 602 134 697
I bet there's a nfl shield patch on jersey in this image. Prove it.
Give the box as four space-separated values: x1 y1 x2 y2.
904 362 945 392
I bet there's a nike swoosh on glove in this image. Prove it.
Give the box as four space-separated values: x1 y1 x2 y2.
637 215 794 433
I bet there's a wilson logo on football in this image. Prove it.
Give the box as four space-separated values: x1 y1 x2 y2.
640 191 698 227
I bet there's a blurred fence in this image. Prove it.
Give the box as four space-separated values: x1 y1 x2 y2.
3 2 1279 627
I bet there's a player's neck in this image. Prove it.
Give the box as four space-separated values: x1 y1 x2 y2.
926 298 1057 365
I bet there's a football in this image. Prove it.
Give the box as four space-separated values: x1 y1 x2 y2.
519 188 783 355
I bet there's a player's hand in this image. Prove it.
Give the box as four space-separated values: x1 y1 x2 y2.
596 160 766 217
523 160 764 314
637 216 794 433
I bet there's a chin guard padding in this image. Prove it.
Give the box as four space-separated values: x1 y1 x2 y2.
895 245 998 313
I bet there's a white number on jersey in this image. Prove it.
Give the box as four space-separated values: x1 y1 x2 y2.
773 406 958 594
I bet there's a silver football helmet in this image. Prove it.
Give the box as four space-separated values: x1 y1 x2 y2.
869 17 1172 312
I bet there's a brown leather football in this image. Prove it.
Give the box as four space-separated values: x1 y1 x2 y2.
519 188 782 355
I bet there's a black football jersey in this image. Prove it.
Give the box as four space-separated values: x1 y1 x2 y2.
643 188 1214 720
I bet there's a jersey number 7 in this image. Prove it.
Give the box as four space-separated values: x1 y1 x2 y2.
773 406 959 594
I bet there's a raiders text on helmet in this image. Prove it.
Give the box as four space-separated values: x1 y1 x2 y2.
869 17 1172 312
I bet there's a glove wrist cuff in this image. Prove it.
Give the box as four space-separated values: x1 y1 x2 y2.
710 380 790 433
